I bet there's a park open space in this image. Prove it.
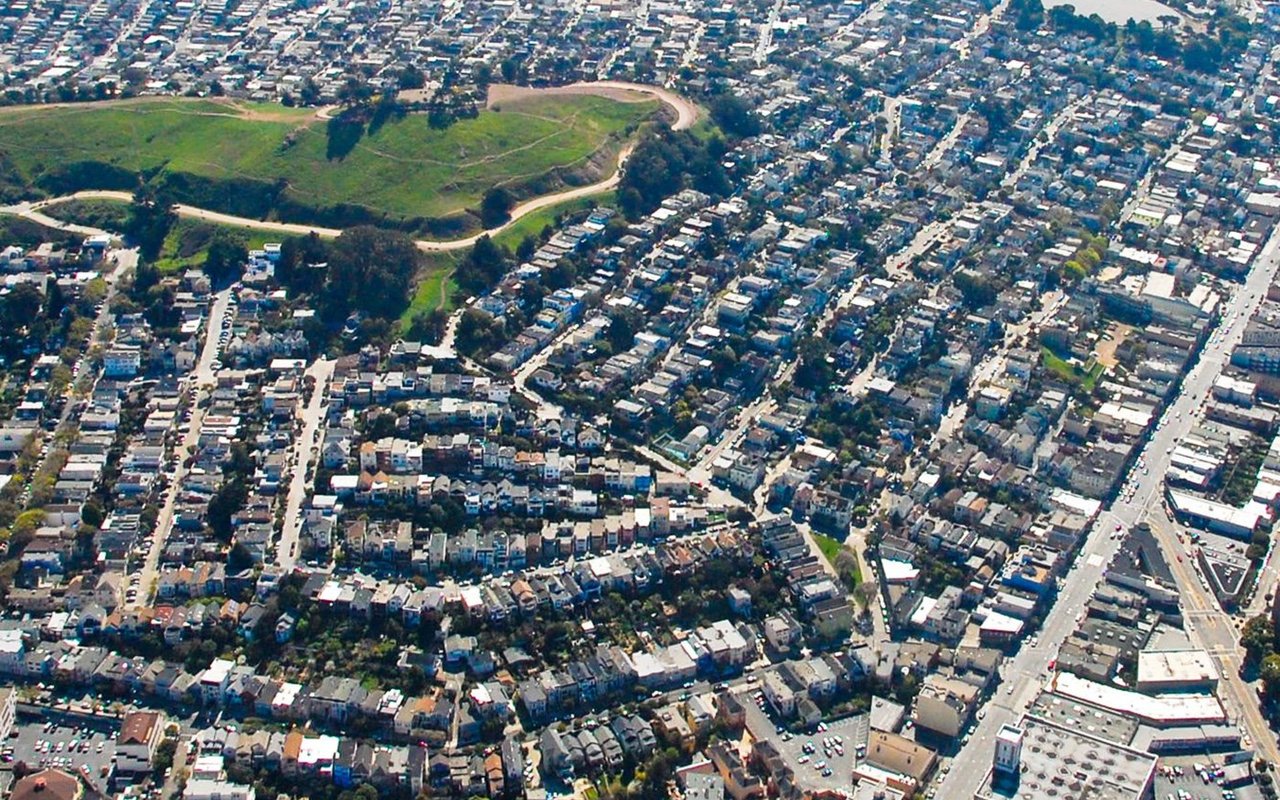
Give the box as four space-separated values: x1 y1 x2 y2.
0 92 657 231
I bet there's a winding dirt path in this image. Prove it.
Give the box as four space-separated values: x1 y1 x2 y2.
2 82 700 253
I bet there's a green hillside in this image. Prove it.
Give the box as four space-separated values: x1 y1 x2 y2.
0 95 656 233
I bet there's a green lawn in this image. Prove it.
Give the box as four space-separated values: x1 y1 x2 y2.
686 116 724 143
39 197 132 233
152 217 281 274
399 252 460 333
814 531 863 590
1041 346 1104 391
814 532 844 565
0 213 81 248
44 196 286 273
0 94 655 226
492 190 617 253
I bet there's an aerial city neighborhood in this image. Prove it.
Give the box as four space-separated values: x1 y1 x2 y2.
0 0 1278 799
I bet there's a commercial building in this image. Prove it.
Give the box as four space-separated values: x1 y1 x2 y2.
976 715 1157 800
864 731 937 787
912 675 978 738
1135 649 1219 693
10 769 84 800
1166 489 1270 541
1049 672 1225 726
684 772 726 800
116 710 167 776
183 778 257 800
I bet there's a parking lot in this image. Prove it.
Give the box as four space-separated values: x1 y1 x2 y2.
1153 757 1261 800
7 712 118 778
738 688 869 796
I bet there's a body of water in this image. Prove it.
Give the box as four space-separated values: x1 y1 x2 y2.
1045 0 1183 25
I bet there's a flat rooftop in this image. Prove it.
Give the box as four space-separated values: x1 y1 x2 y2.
977 715 1157 800
1049 672 1225 726
1028 692 1139 747
1136 649 1219 689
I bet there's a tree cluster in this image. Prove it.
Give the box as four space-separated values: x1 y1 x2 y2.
1009 0 1249 76
480 187 515 228
954 270 998 310
456 308 511 358
228 227 416 348
319 226 421 324
125 189 177 262
708 93 761 139
618 129 731 220
455 235 510 296
793 336 836 393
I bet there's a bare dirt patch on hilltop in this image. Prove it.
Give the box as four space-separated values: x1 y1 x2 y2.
487 81 701 130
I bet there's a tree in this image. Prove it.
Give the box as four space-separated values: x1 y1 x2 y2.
455 309 508 358
125 189 176 262
1242 615 1275 665
516 234 537 262
853 581 877 610
500 58 522 83
226 541 254 573
833 549 861 590
619 128 730 219
1182 35 1224 73
1262 654 1280 701
455 235 509 295
407 307 449 345
710 344 737 376
276 232 328 295
337 76 374 108
794 336 834 392
299 78 321 106
321 226 421 323
954 270 998 310
207 475 247 543
203 235 248 285
153 737 177 780
479 187 515 228
398 65 426 90
1011 0 1044 30
607 311 637 352
709 93 761 138
368 88 403 134
80 501 105 529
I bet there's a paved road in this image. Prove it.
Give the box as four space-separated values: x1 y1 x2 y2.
1246 536 1280 616
6 175 629 255
951 0 1009 59
939 216 1280 798
879 96 900 163
21 247 136 506
1146 511 1264 750
1001 97 1086 190
276 357 335 572
128 287 235 606
753 0 785 65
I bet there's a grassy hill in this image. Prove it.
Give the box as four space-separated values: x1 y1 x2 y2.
0 94 656 234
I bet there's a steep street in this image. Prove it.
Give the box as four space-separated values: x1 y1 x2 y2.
128 287 235 606
276 357 335 572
